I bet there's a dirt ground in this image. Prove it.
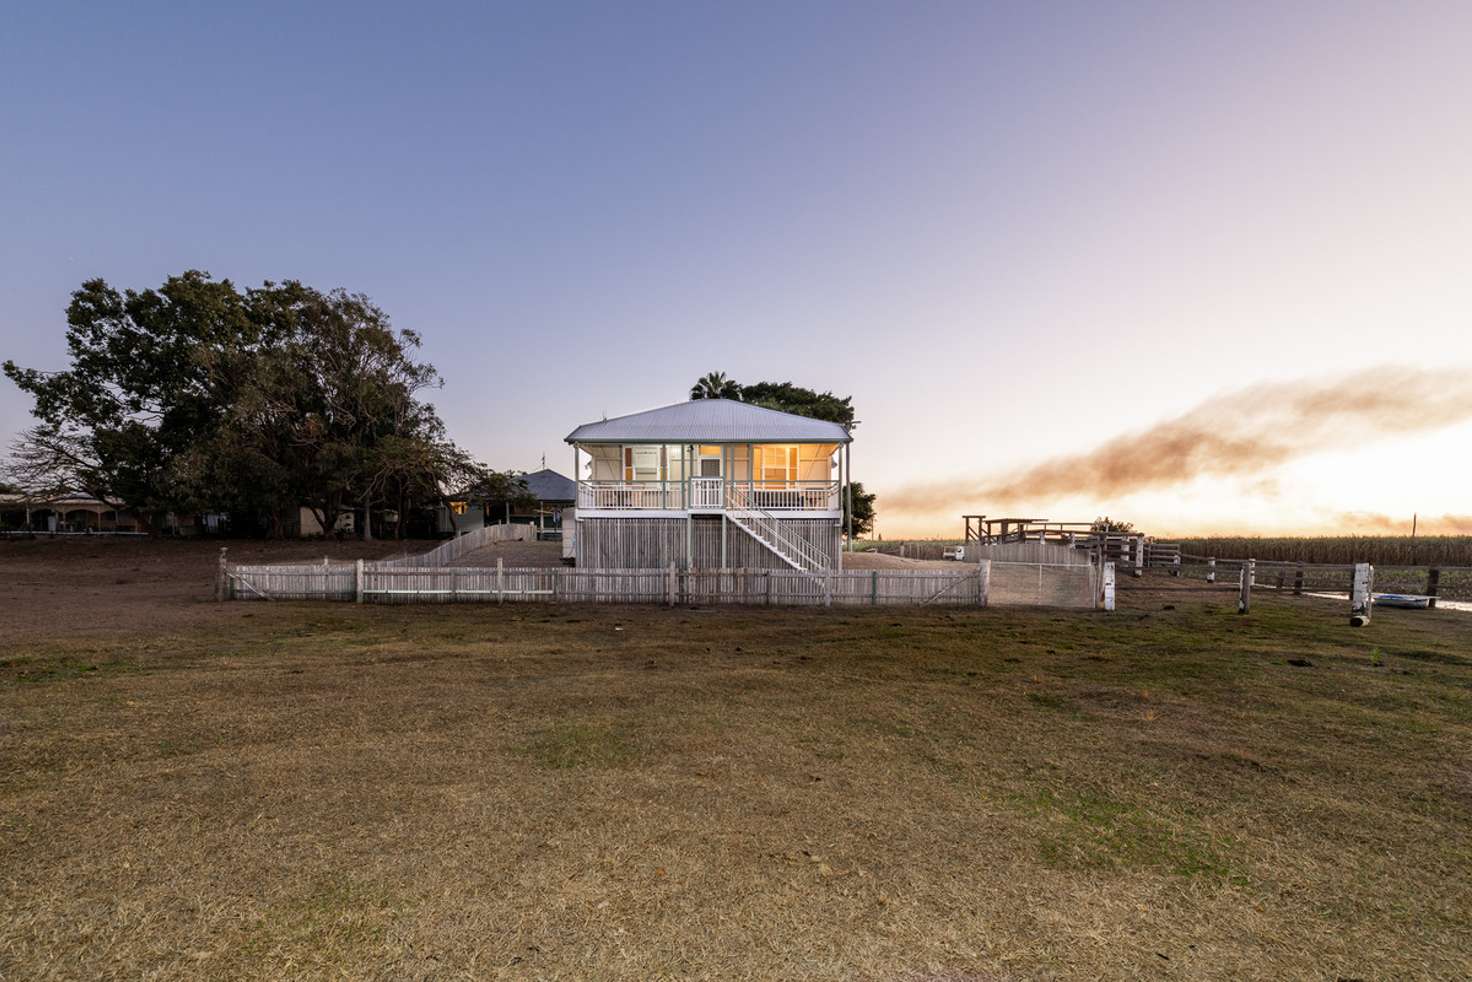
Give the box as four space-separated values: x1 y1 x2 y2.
0 537 412 642
3 539 1471 980
841 550 963 570
446 538 566 567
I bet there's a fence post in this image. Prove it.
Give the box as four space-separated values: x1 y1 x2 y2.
824 568 833 608
1293 562 1304 596
765 569 772 606
1426 567 1440 609
1131 536 1144 577
1350 563 1374 627
978 558 992 608
1100 561 1114 611
1172 553 1181 578
215 547 229 601
355 559 364 603
1206 557 1216 584
667 562 676 606
1238 560 1253 614
871 569 878 605
497 557 505 604
1275 569 1285 592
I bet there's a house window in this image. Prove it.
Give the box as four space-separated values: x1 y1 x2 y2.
758 445 799 487
623 446 661 481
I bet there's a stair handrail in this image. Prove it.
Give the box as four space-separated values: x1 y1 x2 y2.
726 485 831 571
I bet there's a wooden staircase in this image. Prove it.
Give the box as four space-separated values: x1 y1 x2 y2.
725 487 832 572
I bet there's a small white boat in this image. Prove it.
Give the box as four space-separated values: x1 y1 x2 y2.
1373 593 1432 609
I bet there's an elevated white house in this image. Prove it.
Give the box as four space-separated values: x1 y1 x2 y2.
565 399 853 571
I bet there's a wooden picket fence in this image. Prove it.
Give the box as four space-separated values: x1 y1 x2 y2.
220 559 1109 609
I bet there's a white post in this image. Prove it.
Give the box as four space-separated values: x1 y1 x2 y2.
355 559 364 603
497 557 505 604
1101 561 1115 611
1131 535 1144 577
1206 557 1216 583
844 442 853 553
1238 560 1254 614
1350 562 1374 627
978 558 991 607
667 562 676 606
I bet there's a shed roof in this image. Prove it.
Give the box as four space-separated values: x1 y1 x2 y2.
565 399 851 444
519 468 576 502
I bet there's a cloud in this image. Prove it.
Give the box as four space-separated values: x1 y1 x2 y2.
884 365 1472 516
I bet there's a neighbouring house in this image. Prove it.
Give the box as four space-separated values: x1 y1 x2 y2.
565 399 853 570
517 468 576 533
0 493 143 533
291 507 356 537
438 468 577 536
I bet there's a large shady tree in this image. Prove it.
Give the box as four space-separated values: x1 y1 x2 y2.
4 271 503 537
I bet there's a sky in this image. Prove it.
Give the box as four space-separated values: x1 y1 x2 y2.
3 1 1471 537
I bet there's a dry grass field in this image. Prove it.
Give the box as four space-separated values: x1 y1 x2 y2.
3 539 1471 979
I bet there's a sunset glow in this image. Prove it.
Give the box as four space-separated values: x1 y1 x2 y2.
3 2 1471 537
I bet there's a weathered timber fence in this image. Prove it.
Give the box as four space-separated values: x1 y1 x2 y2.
222 559 1109 610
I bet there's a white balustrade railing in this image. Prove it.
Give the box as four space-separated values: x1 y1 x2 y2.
689 478 723 510
577 480 839 512
576 482 683 510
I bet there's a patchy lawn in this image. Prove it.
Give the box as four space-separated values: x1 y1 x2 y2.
1 542 1470 979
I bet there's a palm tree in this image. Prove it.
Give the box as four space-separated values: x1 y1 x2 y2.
689 371 742 400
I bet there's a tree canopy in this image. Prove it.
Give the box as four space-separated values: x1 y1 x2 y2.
686 374 857 429
689 371 741 400
4 271 507 537
845 481 876 537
